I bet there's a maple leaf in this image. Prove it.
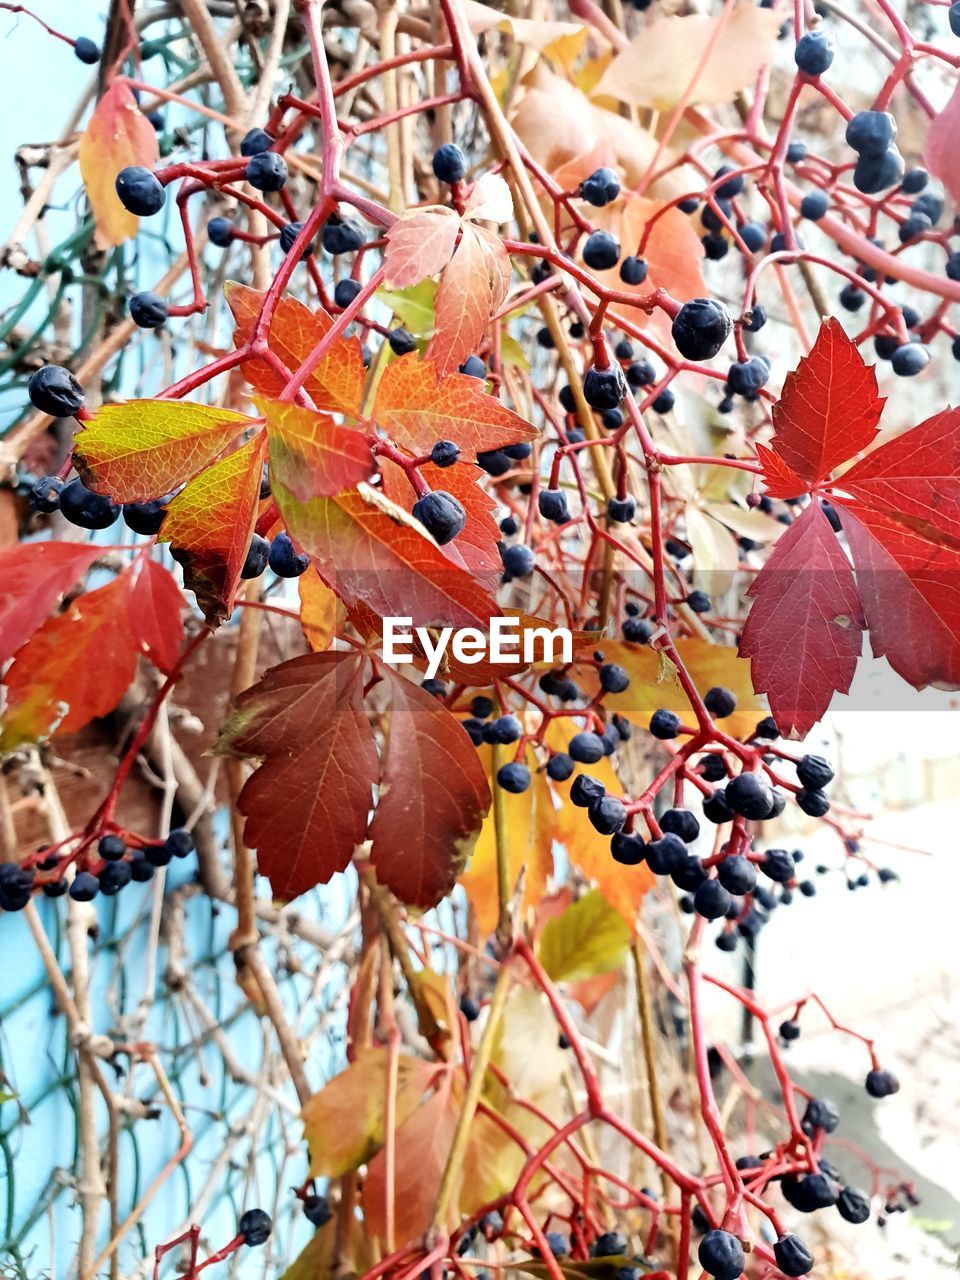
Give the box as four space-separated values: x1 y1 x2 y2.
160 433 267 625
747 323 960 731
765 317 884 491
372 355 536 457
218 651 379 900
740 503 865 738
0 558 182 748
256 396 374 500
368 668 491 908
273 478 498 630
74 400 252 503
225 282 365 416
0 542 101 663
78 81 159 249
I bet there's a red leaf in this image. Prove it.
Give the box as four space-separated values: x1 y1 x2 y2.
1 573 138 748
768 319 884 491
127 558 184 675
225 282 365 416
0 542 101 663
841 503 960 690
371 355 537 457
755 443 808 502
257 396 374 500
369 669 491 908
740 503 865 737
220 652 379 900
925 79 960 207
834 407 960 690
839 407 960 542
160 433 267 625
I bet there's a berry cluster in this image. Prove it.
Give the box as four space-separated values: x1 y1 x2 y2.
0 826 196 910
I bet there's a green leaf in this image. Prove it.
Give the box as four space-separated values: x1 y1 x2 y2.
376 280 438 335
537 889 631 983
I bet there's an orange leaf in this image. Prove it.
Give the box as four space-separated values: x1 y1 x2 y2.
372 355 537 457
298 569 338 651
594 8 782 110
160 433 267 625
471 223 513 312
74 399 252 503
382 207 461 287
0 542 101 663
256 396 374 500
302 1048 437 1178
369 669 491 909
218 651 380 900
362 1082 460 1245
78 82 159 249
225 282 365 416
429 225 494 378
545 721 655 929
127 558 184 675
1 573 138 748
380 458 501 579
273 479 497 630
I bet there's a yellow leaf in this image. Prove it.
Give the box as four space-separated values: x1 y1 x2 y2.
584 637 766 742
460 749 555 935
594 7 783 111
409 967 458 1046
298 569 338 651
538 889 631 983
301 1048 435 1178
543 26 590 74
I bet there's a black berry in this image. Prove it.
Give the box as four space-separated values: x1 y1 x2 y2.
28 365 84 417
412 490 466 545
